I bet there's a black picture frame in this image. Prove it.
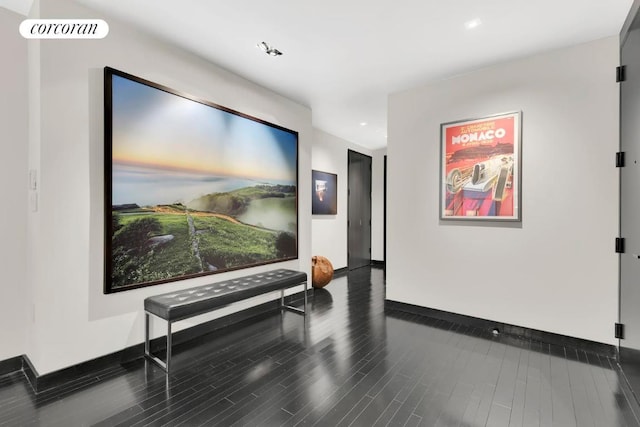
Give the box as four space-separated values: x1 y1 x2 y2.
312 170 338 215
104 67 299 293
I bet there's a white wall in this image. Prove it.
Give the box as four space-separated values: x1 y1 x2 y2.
371 148 386 262
27 0 312 374
387 37 619 345
311 129 372 269
0 7 28 361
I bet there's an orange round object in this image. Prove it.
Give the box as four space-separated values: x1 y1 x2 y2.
312 256 334 288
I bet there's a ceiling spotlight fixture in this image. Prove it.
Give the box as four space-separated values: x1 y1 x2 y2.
257 41 283 57
360 122 367 126
464 18 482 30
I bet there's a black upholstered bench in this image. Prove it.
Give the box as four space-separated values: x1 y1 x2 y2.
144 268 308 372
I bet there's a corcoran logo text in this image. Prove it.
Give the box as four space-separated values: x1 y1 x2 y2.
20 19 109 39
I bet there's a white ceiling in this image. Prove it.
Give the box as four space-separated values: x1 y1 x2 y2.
0 0 32 15
12 0 637 149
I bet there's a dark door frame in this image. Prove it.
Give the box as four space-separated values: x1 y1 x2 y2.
384 154 387 273
618 0 640 405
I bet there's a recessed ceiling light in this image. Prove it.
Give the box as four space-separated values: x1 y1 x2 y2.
464 19 482 30
257 41 283 57
360 122 367 126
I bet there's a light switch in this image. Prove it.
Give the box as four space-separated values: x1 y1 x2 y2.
29 169 37 190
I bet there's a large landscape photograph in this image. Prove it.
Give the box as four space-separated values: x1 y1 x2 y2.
105 68 298 292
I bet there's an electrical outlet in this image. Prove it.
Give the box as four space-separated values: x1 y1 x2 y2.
30 192 38 212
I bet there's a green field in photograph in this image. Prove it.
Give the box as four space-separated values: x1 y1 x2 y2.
144 214 201 280
111 210 200 288
192 215 277 270
110 202 296 288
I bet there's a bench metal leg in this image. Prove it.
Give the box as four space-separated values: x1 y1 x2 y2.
144 310 171 374
280 282 308 315
145 311 150 357
166 321 172 373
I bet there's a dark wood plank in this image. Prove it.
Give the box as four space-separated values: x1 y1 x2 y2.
290 346 407 425
522 341 541 427
549 345 577 427
597 354 640 427
473 341 508 426
238 332 379 424
372 398 402 426
566 355 598 427
538 342 554 427
486 344 521 426
508 341 529 427
587 353 631 426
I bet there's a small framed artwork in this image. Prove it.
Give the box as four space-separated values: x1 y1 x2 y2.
440 111 522 221
312 170 337 215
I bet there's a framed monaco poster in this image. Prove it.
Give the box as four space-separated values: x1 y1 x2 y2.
440 111 522 221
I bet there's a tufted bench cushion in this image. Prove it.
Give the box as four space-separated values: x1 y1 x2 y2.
143 268 308 373
145 269 307 322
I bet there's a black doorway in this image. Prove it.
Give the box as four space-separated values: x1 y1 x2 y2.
348 150 372 270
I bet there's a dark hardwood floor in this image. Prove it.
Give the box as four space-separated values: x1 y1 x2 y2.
1 267 640 426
